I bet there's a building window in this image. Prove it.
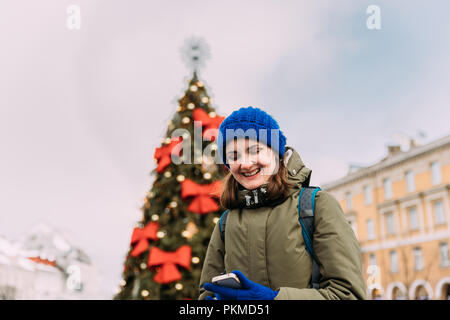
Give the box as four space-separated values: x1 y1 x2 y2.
389 250 398 273
364 185 372 205
386 212 396 235
405 170 415 192
434 200 446 225
369 253 377 266
408 206 419 231
413 247 424 271
383 178 392 200
431 161 442 185
366 219 375 240
439 242 449 267
345 192 352 210
415 286 430 300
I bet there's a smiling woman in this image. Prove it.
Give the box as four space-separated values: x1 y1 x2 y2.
199 106 366 301
216 106 294 209
220 137 294 209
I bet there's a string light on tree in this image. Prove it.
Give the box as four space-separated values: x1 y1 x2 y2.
182 221 199 239
176 175 185 182
213 217 219 224
164 171 172 178
203 172 212 180
157 231 166 239
181 230 190 238
192 257 200 264
201 97 209 104
182 117 190 124
187 103 195 110
140 263 147 270
143 198 150 209
151 214 159 221
169 201 178 208
141 290 149 297
175 283 183 291
197 81 204 87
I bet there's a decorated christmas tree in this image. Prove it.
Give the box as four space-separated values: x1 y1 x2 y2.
114 38 228 300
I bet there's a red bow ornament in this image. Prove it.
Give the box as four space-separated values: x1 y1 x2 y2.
181 179 222 214
154 137 182 173
130 222 159 257
147 245 191 284
192 108 225 141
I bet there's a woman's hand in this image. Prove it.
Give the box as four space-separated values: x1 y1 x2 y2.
203 270 279 300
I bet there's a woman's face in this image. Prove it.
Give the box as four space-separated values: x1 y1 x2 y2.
225 138 279 190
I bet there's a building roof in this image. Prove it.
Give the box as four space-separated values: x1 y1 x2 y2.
323 134 450 190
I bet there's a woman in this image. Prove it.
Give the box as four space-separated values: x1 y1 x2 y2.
198 106 366 300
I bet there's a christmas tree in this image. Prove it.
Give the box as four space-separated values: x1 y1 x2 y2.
114 38 228 300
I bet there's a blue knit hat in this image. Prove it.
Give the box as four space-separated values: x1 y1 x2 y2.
216 106 287 168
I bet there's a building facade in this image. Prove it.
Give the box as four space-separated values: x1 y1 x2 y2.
323 135 450 300
0 223 101 300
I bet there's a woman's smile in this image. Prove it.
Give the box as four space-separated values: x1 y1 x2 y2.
241 167 261 178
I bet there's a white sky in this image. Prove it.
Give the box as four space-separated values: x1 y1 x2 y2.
1 0 449 298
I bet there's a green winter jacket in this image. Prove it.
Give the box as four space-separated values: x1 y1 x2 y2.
198 146 366 300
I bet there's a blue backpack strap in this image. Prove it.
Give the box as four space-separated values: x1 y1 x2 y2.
298 186 322 289
219 209 230 242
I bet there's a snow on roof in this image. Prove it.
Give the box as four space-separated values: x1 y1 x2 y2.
0 222 92 272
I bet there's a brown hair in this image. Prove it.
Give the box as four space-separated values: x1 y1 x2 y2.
219 156 296 210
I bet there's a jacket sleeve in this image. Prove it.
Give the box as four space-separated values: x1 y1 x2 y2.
275 191 367 300
198 220 226 300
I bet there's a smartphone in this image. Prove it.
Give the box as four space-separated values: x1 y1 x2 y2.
211 273 243 289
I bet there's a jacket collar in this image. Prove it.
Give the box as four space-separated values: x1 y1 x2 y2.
236 146 312 209
237 183 269 208
283 146 312 190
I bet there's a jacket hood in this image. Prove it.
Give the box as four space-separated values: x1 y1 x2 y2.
283 146 312 190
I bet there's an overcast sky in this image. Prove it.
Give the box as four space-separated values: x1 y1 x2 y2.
1 0 449 298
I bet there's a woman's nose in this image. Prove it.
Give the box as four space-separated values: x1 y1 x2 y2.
240 154 257 169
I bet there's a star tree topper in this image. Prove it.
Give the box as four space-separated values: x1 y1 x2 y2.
180 36 211 73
